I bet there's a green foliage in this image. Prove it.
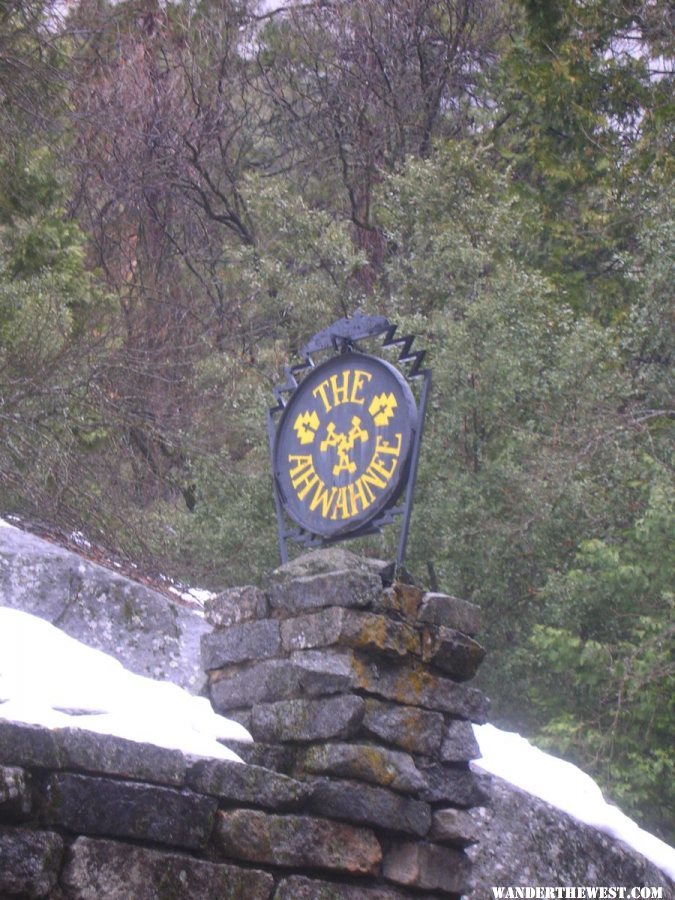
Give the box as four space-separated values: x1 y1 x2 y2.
0 143 83 274
0 268 72 367
170 443 280 589
622 192 675 418
0 0 672 843
379 144 527 315
378 142 674 838
225 175 368 348
492 0 673 316
161 349 280 586
0 138 116 543
0 145 96 398
525 463 674 840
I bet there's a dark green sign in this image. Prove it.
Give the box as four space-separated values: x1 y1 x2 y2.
268 314 430 565
274 353 417 538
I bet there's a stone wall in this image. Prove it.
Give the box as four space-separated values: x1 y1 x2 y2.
0 718 313 898
203 548 490 897
0 549 489 898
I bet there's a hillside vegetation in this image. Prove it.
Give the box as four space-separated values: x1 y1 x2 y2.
0 0 672 841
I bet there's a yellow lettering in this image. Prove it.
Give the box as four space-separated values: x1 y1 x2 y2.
309 480 338 518
288 454 313 479
367 434 402 482
288 455 321 500
359 457 387 499
312 381 332 413
348 477 375 515
329 371 350 407
331 486 355 520
288 428 403 523
360 464 388 492
350 369 372 404
312 368 373 412
375 433 403 457
369 456 398 482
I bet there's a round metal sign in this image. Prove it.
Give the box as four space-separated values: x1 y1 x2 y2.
273 352 417 538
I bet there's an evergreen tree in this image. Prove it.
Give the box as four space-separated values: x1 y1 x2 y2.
492 0 673 317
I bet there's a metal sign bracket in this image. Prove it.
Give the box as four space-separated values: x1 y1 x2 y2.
268 314 430 567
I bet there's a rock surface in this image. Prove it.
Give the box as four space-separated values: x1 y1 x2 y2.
362 700 445 757
250 695 366 743
0 524 209 692
0 827 63 896
299 742 426 795
268 546 388 583
61 836 275 900
201 619 281 669
204 584 269 627
274 875 411 900
215 808 382 874
307 778 432 837
383 839 471 894
187 757 311 810
43 772 217 848
2 537 673 897
467 773 673 898
0 765 31 819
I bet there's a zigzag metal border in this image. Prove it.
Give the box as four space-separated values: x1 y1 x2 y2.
271 315 427 415
382 324 427 379
268 314 430 565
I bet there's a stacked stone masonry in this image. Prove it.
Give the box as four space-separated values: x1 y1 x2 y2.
206 549 490 898
0 548 489 898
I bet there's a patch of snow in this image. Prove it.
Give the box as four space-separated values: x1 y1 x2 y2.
0 517 16 529
1 593 671 880
186 587 216 605
473 723 675 881
169 584 214 608
68 530 92 549
0 608 251 762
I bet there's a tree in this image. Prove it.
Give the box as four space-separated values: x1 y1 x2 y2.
64 0 263 508
0 2 111 538
253 0 506 270
376 141 674 838
528 462 674 842
491 0 674 317
0 140 118 542
521 189 674 841
0 1 67 137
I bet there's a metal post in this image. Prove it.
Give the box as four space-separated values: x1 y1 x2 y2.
396 370 431 568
